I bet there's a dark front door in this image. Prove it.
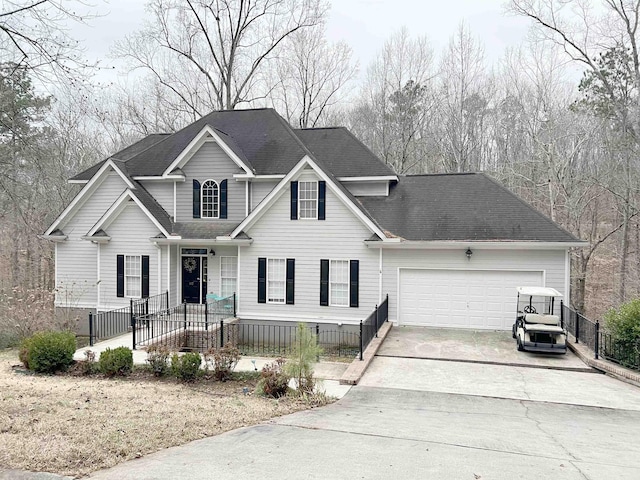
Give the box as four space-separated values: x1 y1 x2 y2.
182 256 201 303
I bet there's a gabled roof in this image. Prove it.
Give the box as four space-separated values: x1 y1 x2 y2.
86 189 174 239
231 155 387 240
294 127 396 178
359 173 581 243
70 134 169 181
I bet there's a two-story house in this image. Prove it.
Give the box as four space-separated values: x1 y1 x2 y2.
43 108 583 331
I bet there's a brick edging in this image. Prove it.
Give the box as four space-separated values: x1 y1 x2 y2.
339 322 393 385
567 334 640 385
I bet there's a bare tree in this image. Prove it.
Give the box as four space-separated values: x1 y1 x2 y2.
267 25 358 128
437 22 492 173
0 0 100 81
114 0 328 115
350 28 438 173
510 0 640 305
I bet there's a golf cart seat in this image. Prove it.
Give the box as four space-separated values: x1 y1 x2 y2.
523 323 564 334
524 313 560 325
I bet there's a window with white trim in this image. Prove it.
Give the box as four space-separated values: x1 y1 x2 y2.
298 181 318 219
220 257 237 298
267 258 286 303
125 255 142 298
201 180 219 218
330 260 349 307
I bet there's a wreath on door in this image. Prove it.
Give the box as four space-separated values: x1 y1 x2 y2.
183 257 197 273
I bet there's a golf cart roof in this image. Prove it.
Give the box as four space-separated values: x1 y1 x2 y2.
517 287 563 298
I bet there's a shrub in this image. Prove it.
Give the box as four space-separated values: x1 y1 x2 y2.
146 345 170 377
171 352 202 381
205 344 240 381
79 350 98 375
256 358 290 398
99 346 133 377
20 331 76 373
284 323 322 394
605 299 640 344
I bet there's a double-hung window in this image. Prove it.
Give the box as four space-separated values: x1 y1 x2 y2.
329 260 349 307
320 258 358 308
220 257 238 298
298 181 318 219
267 258 286 303
125 255 142 298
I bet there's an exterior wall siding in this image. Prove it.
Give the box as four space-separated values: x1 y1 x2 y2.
56 171 128 308
380 248 567 324
250 181 278 211
343 181 388 196
99 204 161 310
140 182 174 215
239 170 379 324
206 246 238 296
175 141 245 222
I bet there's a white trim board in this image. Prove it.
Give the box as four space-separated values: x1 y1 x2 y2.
163 125 254 178
231 155 387 240
45 160 136 236
86 190 175 239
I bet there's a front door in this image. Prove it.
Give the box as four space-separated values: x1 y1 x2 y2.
182 256 201 303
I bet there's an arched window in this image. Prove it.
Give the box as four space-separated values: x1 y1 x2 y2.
201 180 219 218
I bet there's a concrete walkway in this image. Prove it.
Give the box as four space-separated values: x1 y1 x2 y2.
74 333 352 399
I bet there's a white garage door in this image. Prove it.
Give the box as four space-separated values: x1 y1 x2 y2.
399 269 544 330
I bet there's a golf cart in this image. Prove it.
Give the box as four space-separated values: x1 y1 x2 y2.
512 287 566 354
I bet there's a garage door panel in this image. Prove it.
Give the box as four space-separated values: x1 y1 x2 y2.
399 269 543 330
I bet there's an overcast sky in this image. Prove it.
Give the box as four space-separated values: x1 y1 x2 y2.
74 0 531 84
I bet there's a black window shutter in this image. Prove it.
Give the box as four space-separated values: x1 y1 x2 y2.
141 255 150 298
286 258 295 305
290 181 298 220
193 179 201 218
318 181 326 220
350 260 359 308
320 259 329 306
257 257 267 304
116 255 125 297
220 179 228 219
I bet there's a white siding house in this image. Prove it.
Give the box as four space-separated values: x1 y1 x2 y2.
44 108 583 338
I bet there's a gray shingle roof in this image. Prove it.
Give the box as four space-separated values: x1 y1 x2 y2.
171 221 240 238
294 127 396 178
359 173 580 242
129 183 173 235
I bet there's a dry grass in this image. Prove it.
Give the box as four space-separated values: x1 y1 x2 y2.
0 349 313 478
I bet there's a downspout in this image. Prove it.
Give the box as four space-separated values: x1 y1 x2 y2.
379 247 383 304
155 243 162 295
166 244 171 305
96 242 101 309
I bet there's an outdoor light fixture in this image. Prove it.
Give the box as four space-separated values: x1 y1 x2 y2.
209 249 216 255
466 248 473 260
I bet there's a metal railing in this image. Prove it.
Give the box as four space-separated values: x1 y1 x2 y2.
138 318 360 358
359 295 389 360
88 305 130 346
89 291 170 347
561 301 640 372
133 294 236 350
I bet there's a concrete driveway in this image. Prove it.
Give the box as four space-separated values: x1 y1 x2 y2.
379 326 590 370
87 351 640 480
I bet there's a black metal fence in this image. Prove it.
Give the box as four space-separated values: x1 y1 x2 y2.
89 291 171 346
359 295 389 360
138 318 360 358
133 295 236 350
561 302 640 371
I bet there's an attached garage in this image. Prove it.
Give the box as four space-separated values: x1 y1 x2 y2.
398 268 543 330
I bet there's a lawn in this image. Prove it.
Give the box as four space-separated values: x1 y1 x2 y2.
0 349 315 478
